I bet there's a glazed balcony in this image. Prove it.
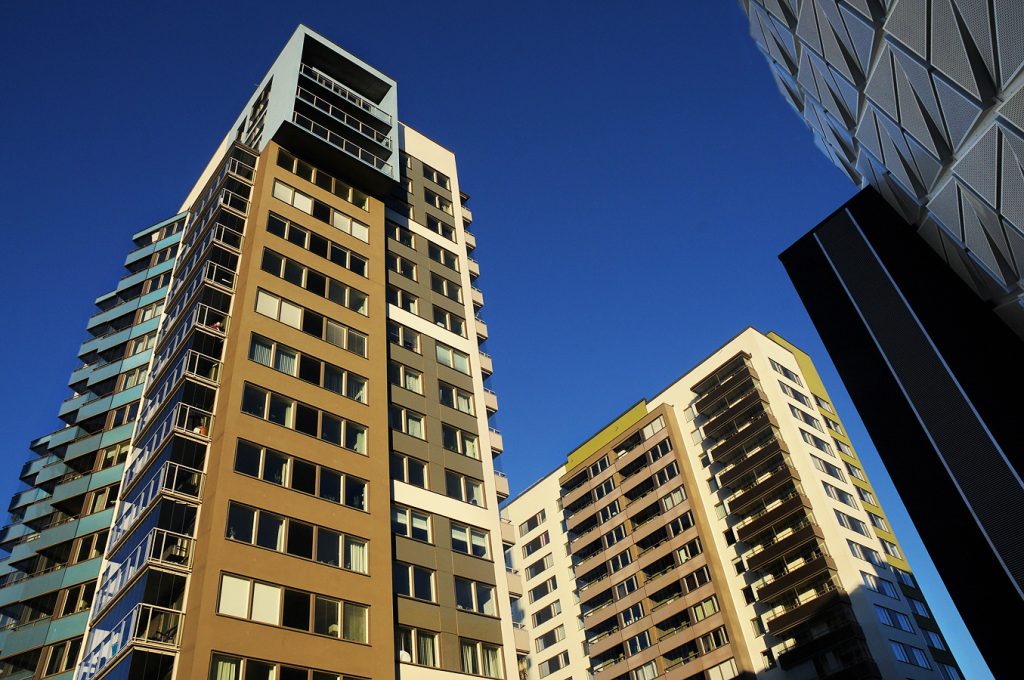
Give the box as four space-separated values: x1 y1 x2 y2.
92 528 194 619
702 387 768 441
122 403 213 495
110 461 204 550
77 603 183 680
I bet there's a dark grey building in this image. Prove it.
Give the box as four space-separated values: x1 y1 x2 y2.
780 187 1024 680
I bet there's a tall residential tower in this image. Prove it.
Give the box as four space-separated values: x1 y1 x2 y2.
504 329 962 680
0 26 514 680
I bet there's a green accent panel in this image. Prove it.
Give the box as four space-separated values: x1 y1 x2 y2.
64 422 133 464
8 487 48 511
49 465 123 505
45 609 89 644
0 614 51 657
48 426 84 449
565 401 648 472
34 459 69 486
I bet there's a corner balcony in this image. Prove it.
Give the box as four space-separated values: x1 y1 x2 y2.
109 461 204 550
489 428 504 455
77 603 183 680
121 403 213 495
494 471 509 502
479 352 493 376
92 528 194 620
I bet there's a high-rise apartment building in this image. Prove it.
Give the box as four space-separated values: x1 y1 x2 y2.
504 329 962 680
0 25 514 680
741 4 1024 677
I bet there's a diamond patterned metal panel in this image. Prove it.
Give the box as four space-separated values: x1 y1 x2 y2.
743 0 1024 329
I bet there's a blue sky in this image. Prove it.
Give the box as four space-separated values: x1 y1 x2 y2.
0 2 991 677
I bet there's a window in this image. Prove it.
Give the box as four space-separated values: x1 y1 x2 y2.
266 212 368 277
393 505 431 542
862 571 900 599
535 625 565 652
226 502 368 574
769 358 802 385
522 531 549 558
609 549 632 571
525 554 553 580
445 470 485 506
633 661 658 680
389 405 425 439
277 148 369 211
241 384 367 454
452 523 490 558
388 361 422 394
442 424 479 458
677 537 703 564
939 663 963 680
823 418 843 435
844 458 864 477
802 429 835 456
814 395 834 413
209 653 356 680
519 510 546 536
529 576 557 603
790 404 823 431
428 242 459 271
397 626 439 667
438 382 474 415
532 600 561 626
234 441 366 510
108 401 140 429
603 523 626 548
925 629 947 650
455 578 496 615
460 639 504 678
59 582 95 617
909 597 930 617
387 252 417 280
848 540 884 566
95 442 130 471
614 575 638 600
823 482 858 507
255 289 367 357
390 453 427 488
250 335 367 403
779 380 812 407
387 320 420 353
625 631 651 655
856 487 878 506
890 640 931 669
424 188 453 215
599 500 620 523
812 454 845 480
691 595 720 622
43 638 82 676
262 249 369 315
431 273 462 302
432 305 465 336
422 163 450 189
394 563 435 602
387 286 418 314
593 478 614 501
835 510 870 536
881 539 903 559
875 604 914 632
436 343 470 374
661 487 687 511
424 214 456 240
620 602 644 627
272 179 369 241
387 219 415 247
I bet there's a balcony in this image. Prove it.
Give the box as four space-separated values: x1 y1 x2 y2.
77 603 183 680
494 471 510 502
513 622 528 653
756 552 836 602
110 461 205 549
484 388 498 415
692 354 754 415
294 85 392 150
746 522 823 572
499 517 514 544
489 428 504 454
299 63 392 126
728 459 800 516
292 111 391 174
702 388 767 441
736 491 812 543
465 230 476 250
92 528 194 618
122 403 213 494
709 411 777 467
479 352 493 376
506 568 523 597
471 286 484 309
475 316 489 342
468 257 480 278
765 584 848 636
719 439 784 489
462 205 473 225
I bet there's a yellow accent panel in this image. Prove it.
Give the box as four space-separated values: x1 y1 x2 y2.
767 332 829 399
565 401 648 472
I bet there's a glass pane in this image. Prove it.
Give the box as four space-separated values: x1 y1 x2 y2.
262 451 288 486
451 526 469 553
287 521 314 559
257 513 285 551
217 575 250 618
344 537 367 573
407 459 425 488
319 469 341 503
248 336 273 366
478 584 495 615
291 460 316 494
255 291 279 318
274 347 297 375
345 423 367 453
209 654 241 680
394 565 411 596
226 503 254 543
344 477 366 510
346 374 367 403
320 413 342 445
282 589 310 630
343 602 367 642
455 579 474 610
323 364 343 394
250 582 282 624
317 529 340 566
295 404 319 436
411 513 430 542
268 394 293 427
244 660 276 680
234 441 261 477
471 531 489 558
314 597 340 637
241 385 266 417
279 301 302 329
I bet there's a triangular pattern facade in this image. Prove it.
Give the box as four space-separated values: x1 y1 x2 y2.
744 0 1024 327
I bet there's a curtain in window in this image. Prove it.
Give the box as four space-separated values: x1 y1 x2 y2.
210 655 240 680
461 642 478 674
249 337 273 366
417 633 437 667
343 602 367 643
274 348 296 375
481 645 502 678
344 538 367 574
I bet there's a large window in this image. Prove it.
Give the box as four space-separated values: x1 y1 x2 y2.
451 523 490 558
823 482 858 508
835 510 871 537
392 505 431 543
217 573 368 643
519 510 546 537
428 242 459 271
261 248 368 315
430 273 462 302
387 286 418 314
388 361 423 394
272 178 369 242
522 531 549 558
250 334 367 403
445 471 485 506
442 424 479 459
875 604 914 632
790 404 823 431
769 358 802 385
235 440 366 510
266 211 367 277
460 639 503 678
227 502 367 573
397 627 439 667
862 571 900 599
439 382 474 415
394 562 435 602
426 214 456 241
436 343 470 374
387 320 420 353
528 576 556 604
390 453 427 488
209 653 357 680
890 640 931 669
432 305 465 336
389 405 426 439
241 384 367 454
455 578 497 615
255 289 367 357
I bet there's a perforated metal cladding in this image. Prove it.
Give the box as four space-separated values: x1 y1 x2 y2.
742 0 1024 328
816 212 1024 597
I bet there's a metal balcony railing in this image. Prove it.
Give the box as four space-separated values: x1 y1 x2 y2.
121 406 211 496
110 461 204 549
77 603 183 680
93 528 194 618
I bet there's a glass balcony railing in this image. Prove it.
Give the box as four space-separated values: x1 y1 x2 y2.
292 112 392 173
77 603 183 680
92 528 194 619
298 63 392 125
110 461 204 550
121 406 212 497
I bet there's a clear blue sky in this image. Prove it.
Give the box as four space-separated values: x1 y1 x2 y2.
0 2 992 677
